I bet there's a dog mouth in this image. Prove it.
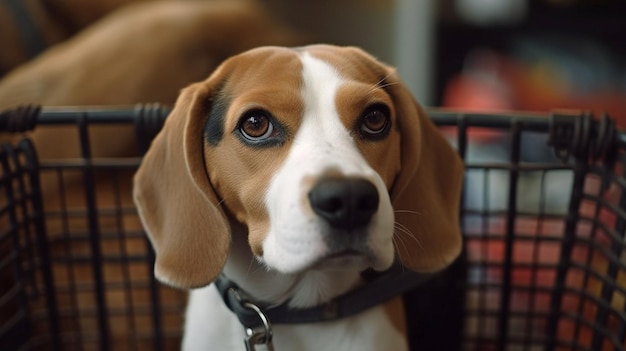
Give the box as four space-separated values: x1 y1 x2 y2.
312 249 373 270
326 249 362 259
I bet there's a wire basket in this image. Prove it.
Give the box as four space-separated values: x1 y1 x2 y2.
0 105 624 351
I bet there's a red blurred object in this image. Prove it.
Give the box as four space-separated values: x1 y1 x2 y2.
443 50 626 128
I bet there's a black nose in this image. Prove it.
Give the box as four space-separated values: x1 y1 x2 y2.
308 178 379 230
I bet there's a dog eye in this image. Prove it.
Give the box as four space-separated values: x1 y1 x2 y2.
360 105 390 138
239 110 275 141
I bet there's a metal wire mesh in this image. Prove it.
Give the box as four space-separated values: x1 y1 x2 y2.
437 111 626 351
0 106 624 351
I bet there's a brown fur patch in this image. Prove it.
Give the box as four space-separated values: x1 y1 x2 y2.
203 47 305 256
384 296 408 336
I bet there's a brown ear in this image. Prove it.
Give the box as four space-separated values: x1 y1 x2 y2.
389 75 464 273
133 83 230 289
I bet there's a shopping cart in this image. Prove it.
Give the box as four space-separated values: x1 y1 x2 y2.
0 105 624 351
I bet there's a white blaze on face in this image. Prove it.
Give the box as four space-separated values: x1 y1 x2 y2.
260 52 396 274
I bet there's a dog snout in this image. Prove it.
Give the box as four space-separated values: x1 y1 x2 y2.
308 178 379 230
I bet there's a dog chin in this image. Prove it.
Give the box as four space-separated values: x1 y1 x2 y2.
260 229 396 274
264 249 393 276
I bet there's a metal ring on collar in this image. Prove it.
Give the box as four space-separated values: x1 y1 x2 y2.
243 301 273 344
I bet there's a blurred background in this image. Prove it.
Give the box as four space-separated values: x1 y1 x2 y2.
1 0 625 121
262 0 626 125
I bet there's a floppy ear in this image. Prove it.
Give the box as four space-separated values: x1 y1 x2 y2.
133 82 230 289
389 75 464 273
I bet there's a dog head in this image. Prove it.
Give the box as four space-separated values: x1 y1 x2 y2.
133 45 464 289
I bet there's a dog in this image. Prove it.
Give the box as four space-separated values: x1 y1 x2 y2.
133 44 464 350
0 0 175 76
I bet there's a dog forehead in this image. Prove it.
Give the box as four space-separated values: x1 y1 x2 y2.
222 46 304 94
302 45 390 84
220 45 389 91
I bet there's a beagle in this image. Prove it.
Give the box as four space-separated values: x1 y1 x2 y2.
133 44 464 350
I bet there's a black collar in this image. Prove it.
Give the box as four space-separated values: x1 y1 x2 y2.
214 263 431 330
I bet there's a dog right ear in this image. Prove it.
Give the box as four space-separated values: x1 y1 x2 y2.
133 82 230 289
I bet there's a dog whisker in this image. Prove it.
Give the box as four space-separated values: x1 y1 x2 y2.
391 232 409 257
393 209 422 216
393 222 412 236
375 81 400 91
365 72 399 95
392 230 417 274
394 222 423 249
245 257 261 278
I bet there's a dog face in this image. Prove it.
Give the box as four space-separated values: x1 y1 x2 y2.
204 47 400 274
134 45 463 289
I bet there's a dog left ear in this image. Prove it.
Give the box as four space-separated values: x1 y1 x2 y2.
133 83 230 289
388 74 464 273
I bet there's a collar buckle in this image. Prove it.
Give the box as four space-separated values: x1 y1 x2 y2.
228 288 275 351
242 301 275 351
